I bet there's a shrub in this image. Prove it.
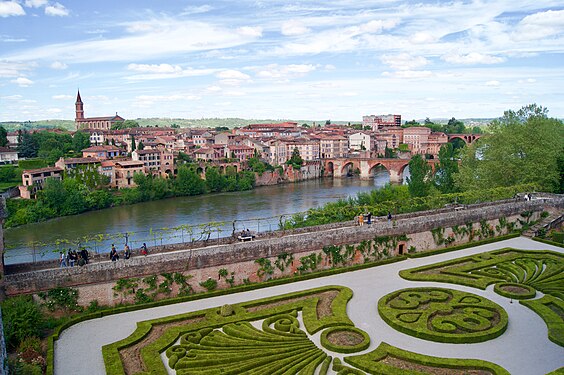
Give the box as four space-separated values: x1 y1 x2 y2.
199 278 217 291
1 296 44 350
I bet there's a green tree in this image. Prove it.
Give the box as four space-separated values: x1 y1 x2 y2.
205 166 226 192
444 117 465 134
455 104 564 192
72 131 90 151
137 140 144 150
0 126 8 147
434 143 459 194
131 135 136 152
286 147 303 169
173 165 206 196
407 154 433 197
17 130 39 158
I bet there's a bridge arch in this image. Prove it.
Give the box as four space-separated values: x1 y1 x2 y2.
341 161 356 176
326 161 334 176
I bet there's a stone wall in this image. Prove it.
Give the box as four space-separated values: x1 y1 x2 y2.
4 196 562 306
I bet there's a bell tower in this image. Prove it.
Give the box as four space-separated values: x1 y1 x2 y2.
75 90 84 123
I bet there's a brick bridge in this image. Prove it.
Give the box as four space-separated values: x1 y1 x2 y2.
324 158 438 182
447 133 482 144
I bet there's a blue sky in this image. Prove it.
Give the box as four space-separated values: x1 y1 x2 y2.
1 0 563 122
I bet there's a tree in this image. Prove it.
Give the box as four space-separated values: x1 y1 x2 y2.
72 131 90 152
407 154 433 197
434 143 459 194
205 167 226 192
455 104 564 192
286 147 303 169
112 119 140 130
130 135 136 152
17 130 39 158
137 141 145 150
173 165 206 196
0 126 8 147
444 117 465 134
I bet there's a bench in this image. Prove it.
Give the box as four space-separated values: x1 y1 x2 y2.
238 235 254 242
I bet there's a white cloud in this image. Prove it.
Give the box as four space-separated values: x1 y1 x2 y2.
52 94 73 100
442 53 505 65
360 19 399 33
514 9 564 41
1 94 22 100
46 108 62 114
0 61 35 77
11 77 34 86
24 0 47 7
216 70 250 80
381 53 429 71
409 32 437 44
181 5 213 15
45 2 68 16
237 26 263 38
255 64 317 80
127 63 182 74
485 80 500 87
6 19 261 63
281 20 310 36
382 70 433 79
50 61 68 70
0 1 25 17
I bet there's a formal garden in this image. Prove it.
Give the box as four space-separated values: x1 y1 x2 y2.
43 237 562 375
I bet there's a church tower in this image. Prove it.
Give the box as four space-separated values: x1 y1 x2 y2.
75 90 84 122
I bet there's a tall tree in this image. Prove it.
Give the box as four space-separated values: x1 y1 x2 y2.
0 126 8 147
173 165 206 196
17 130 39 158
434 143 459 194
286 147 304 169
455 104 564 192
407 154 433 197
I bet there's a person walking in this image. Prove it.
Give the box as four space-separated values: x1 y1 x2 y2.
59 252 67 268
67 249 75 267
358 213 364 226
110 244 119 262
123 244 131 260
387 211 392 223
140 243 148 256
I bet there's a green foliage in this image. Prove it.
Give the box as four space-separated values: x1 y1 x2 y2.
286 147 303 169
0 165 18 183
1 296 44 350
274 252 294 272
434 143 459 194
455 104 564 192
111 119 139 130
297 253 322 274
37 287 80 312
520 295 564 347
247 156 274 175
320 326 370 353
0 125 8 147
407 154 433 197
173 165 206 196
255 258 274 280
378 287 508 343
346 342 510 375
199 278 218 291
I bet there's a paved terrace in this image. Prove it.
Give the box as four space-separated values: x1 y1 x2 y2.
54 237 564 375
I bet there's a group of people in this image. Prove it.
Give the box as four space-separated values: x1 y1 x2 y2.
59 248 89 268
109 243 148 262
355 211 393 226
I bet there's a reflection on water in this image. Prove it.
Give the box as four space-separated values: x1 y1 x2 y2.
6 176 404 263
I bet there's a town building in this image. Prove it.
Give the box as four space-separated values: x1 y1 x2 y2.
363 114 401 130
348 132 373 152
74 90 125 130
82 145 125 160
113 160 145 188
0 147 18 164
18 167 63 199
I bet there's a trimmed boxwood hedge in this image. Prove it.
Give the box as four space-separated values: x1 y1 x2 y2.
320 326 370 354
46 233 521 374
378 287 508 344
493 282 536 300
102 285 355 374
345 341 510 374
520 295 564 347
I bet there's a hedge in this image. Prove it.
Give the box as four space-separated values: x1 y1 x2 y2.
320 326 370 354
102 285 359 374
378 287 508 344
493 282 536 300
520 295 564 347
345 341 510 374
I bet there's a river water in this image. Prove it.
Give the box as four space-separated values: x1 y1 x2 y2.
5 170 406 264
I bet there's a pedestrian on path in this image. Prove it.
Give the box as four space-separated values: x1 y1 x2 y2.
387 211 392 223
59 252 67 268
110 244 119 262
141 243 148 256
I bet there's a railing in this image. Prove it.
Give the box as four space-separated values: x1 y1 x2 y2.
3 214 291 265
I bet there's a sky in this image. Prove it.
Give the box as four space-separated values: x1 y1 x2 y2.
0 0 563 122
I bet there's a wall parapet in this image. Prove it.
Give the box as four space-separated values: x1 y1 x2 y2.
4 196 563 296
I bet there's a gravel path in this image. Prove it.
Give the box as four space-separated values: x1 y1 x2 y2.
54 237 564 375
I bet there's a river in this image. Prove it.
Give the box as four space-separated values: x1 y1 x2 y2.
5 170 408 264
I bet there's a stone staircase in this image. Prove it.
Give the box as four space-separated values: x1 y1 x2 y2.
522 210 564 238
